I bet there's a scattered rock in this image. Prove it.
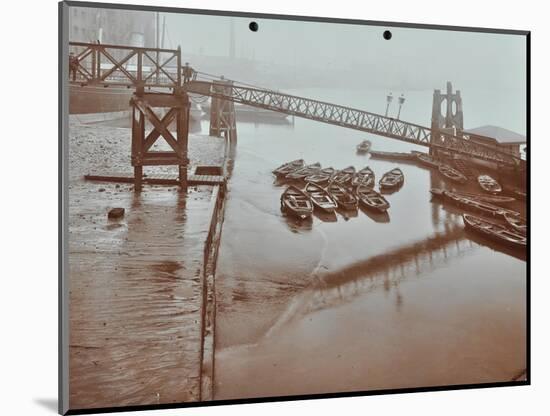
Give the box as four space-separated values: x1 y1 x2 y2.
98 188 106 192
108 208 125 219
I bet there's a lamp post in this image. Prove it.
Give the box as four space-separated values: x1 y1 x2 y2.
397 94 406 120
385 93 393 117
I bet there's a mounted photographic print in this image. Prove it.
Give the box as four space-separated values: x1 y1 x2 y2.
59 1 529 414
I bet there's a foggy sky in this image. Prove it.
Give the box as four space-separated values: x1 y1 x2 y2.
164 13 526 92
70 6 526 135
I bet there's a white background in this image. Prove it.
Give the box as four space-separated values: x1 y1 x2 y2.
1 0 545 415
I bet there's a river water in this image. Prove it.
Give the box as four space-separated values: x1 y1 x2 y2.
208 87 527 400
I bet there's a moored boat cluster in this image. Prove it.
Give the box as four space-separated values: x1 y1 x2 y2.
274 159 404 221
416 152 504 192
430 188 526 249
273 154 527 251
416 153 526 250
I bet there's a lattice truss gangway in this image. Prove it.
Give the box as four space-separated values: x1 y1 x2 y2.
68 42 524 190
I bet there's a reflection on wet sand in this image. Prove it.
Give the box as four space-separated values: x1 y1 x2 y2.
68 120 225 409
379 184 403 195
465 229 527 262
215 223 525 399
254 224 470 334
69 187 207 408
336 207 358 220
429 196 527 262
313 210 338 223
213 87 526 402
282 214 313 233
359 206 390 223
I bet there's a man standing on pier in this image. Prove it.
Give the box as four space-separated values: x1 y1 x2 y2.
69 52 78 81
183 62 195 83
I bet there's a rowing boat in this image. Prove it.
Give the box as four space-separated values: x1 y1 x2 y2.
430 188 516 219
478 174 502 194
320 167 336 177
504 212 527 235
438 164 468 184
280 186 313 219
304 182 338 212
450 190 515 205
356 140 371 153
332 166 356 185
272 159 304 177
356 185 390 212
463 214 526 249
379 167 404 189
351 166 375 188
304 173 331 185
285 162 321 180
305 166 336 184
327 183 358 210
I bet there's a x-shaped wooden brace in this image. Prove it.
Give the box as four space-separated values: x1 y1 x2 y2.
100 48 137 84
142 51 177 84
142 108 178 151
133 99 180 153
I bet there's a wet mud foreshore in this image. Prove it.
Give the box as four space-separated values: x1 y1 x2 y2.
211 108 526 401
68 96 526 407
68 120 225 409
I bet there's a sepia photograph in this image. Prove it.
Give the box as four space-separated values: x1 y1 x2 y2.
61 2 528 413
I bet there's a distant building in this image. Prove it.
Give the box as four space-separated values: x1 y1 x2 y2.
68 7 156 47
465 125 526 159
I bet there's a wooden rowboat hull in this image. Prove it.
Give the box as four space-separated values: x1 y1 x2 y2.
280 186 313 219
478 175 502 194
273 159 304 176
504 213 527 235
304 183 338 213
463 214 526 249
327 184 358 210
356 187 390 213
380 168 404 189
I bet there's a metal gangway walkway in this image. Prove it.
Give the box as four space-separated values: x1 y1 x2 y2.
68 41 522 168
184 80 520 166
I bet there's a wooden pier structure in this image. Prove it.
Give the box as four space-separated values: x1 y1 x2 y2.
84 172 225 186
68 41 525 192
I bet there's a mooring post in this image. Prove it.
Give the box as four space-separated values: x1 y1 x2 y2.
209 79 237 140
176 87 190 190
133 106 144 192
131 81 146 192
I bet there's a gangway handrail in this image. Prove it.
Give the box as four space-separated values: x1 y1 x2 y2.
67 42 524 168
184 80 522 167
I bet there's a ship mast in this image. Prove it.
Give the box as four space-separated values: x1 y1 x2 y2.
229 18 235 59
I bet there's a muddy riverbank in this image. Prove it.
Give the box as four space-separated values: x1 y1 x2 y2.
68 120 224 409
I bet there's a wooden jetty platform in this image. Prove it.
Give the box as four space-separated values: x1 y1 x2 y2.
369 150 420 163
84 172 225 186
369 150 418 160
